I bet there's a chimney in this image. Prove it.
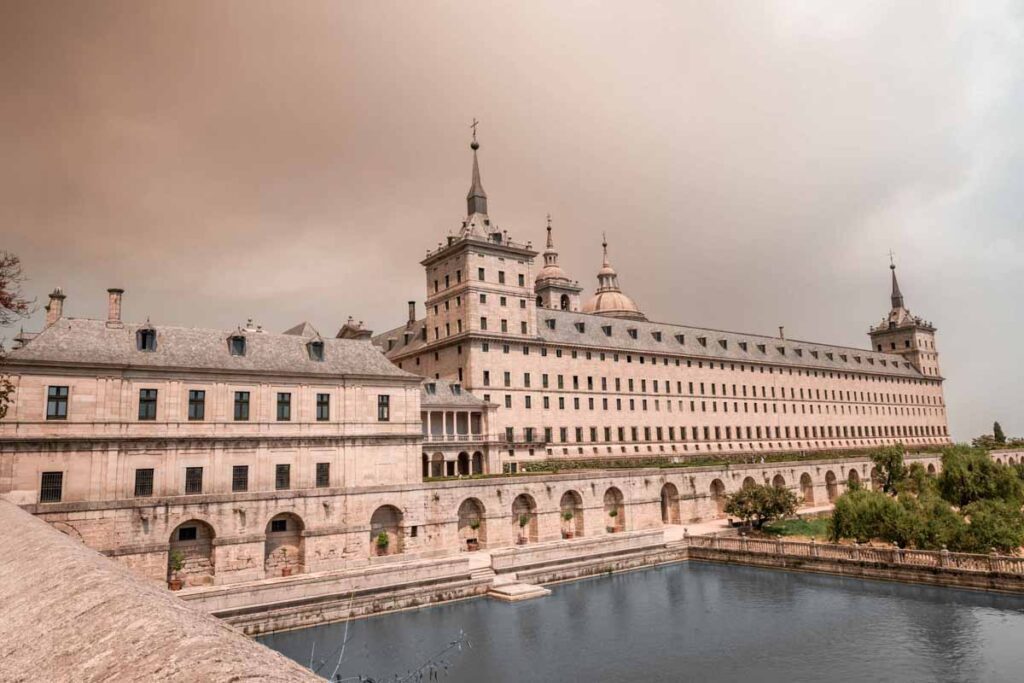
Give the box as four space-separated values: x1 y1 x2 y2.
407 301 416 326
45 288 66 326
778 326 785 339
106 288 124 328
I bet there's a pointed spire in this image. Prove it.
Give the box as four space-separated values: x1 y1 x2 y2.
602 232 611 268
466 119 488 217
889 252 904 309
545 214 554 249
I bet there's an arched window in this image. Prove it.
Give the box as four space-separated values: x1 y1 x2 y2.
560 294 570 310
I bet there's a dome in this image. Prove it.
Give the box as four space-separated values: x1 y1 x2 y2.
582 290 646 320
535 262 570 283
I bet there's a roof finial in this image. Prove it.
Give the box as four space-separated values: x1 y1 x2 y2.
546 214 553 248
470 117 479 149
466 118 487 216
602 232 610 267
888 250 904 309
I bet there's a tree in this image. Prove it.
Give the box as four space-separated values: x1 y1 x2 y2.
0 251 33 420
994 422 1007 444
937 446 1024 508
954 500 1024 554
724 483 799 530
871 444 907 494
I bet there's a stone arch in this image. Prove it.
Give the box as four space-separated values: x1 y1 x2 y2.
771 474 786 489
536 295 544 308
559 294 570 310
512 494 538 544
710 479 727 516
457 498 486 550
430 452 445 478
603 487 625 532
742 476 757 489
927 463 936 475
472 451 484 475
370 505 404 556
560 490 584 538
168 519 215 588
848 469 861 488
264 512 304 577
660 483 681 525
800 473 814 504
457 452 470 476
825 471 838 502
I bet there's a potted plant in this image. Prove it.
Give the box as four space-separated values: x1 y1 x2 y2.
517 514 530 545
561 510 575 539
375 531 390 556
280 547 292 577
467 520 481 551
606 508 618 533
168 549 185 590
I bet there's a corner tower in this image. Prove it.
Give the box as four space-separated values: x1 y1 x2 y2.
420 130 538 358
534 216 582 311
868 260 941 377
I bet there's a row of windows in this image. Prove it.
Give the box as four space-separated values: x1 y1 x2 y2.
39 462 333 503
135 328 326 361
432 268 527 293
45 387 390 422
479 372 942 406
503 423 948 445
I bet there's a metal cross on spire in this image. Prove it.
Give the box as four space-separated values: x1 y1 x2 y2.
888 249 896 268
470 118 479 143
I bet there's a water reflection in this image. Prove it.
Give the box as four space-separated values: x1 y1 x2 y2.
260 562 1024 683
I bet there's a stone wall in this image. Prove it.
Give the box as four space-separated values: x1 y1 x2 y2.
0 499 317 682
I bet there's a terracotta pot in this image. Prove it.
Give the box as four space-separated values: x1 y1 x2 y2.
517 537 528 545
562 531 574 539
168 578 183 591
606 526 617 534
467 539 480 551
376 545 389 556
281 566 292 577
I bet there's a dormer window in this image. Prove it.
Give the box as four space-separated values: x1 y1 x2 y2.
777 346 786 355
546 319 556 330
825 352 833 361
425 382 437 395
794 348 803 357
853 355 861 363
810 350 819 359
652 331 662 342
575 322 586 333
627 328 638 339
739 342 747 352
718 339 727 350
229 335 246 356
698 336 707 347
675 334 685 344
602 325 612 336
308 340 325 361
451 383 462 395
840 354 848 362
136 328 157 352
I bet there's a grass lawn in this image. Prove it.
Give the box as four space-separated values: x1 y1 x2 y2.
762 516 832 539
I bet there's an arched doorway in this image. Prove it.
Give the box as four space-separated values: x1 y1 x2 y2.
660 483 680 524
370 505 404 557
742 476 757 489
800 473 814 504
430 453 445 478
848 469 861 489
710 479 727 517
512 494 538 544
825 471 838 502
264 513 304 578
457 498 486 551
168 520 215 588
927 463 936 475
771 474 786 489
604 487 625 533
559 294 570 310
457 452 470 476
560 490 584 538
472 451 484 475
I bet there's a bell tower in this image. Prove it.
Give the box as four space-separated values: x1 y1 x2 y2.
534 216 582 311
868 259 941 377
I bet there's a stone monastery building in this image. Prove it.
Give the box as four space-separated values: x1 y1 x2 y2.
0 131 950 588
374 135 950 470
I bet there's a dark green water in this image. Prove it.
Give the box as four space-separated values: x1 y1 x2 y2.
259 562 1024 682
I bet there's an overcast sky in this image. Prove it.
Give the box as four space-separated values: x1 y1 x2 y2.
2 1 1021 441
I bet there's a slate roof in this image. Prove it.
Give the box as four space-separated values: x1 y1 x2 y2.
420 378 488 407
375 308 925 378
9 317 417 380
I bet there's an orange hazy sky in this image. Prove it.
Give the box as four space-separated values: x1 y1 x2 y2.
2 1 1022 440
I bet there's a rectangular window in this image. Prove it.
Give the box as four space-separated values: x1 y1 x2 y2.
39 471 63 503
138 388 157 420
377 395 391 421
275 463 291 490
518 273 525 286
134 468 154 497
316 462 330 488
480 317 488 330
234 391 250 421
184 467 203 494
232 465 249 492
478 267 485 280
188 390 205 421
277 392 291 421
46 386 69 420
498 271 506 284
316 393 330 421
